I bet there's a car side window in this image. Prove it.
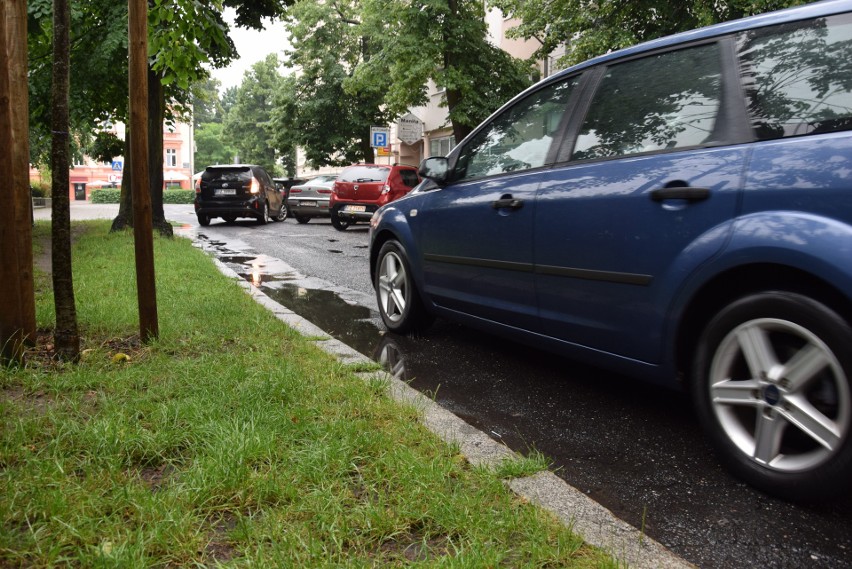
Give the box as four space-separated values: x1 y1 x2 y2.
453 78 579 182
572 43 722 160
399 169 419 187
738 13 852 140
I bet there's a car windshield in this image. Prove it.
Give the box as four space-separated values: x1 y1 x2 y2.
340 166 389 183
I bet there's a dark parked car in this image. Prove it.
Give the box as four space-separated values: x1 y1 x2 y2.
286 174 338 224
194 164 283 226
273 177 308 221
369 0 852 501
330 163 420 231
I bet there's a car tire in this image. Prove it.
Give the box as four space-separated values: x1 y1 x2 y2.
222 215 236 224
197 214 210 226
331 208 350 231
691 291 852 501
295 215 310 224
257 201 269 225
374 240 434 334
274 203 287 222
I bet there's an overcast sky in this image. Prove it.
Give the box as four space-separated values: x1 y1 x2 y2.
209 9 291 92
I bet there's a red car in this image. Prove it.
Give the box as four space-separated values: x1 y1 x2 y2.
329 163 420 231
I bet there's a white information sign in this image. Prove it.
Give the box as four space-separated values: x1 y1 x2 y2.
397 113 423 145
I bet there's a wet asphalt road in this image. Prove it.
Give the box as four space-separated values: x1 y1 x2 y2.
49 205 852 568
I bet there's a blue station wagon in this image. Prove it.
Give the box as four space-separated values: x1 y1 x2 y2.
369 1 852 500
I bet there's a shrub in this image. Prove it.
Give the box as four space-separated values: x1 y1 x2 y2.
163 189 195 204
30 182 51 198
90 188 121 203
90 188 194 204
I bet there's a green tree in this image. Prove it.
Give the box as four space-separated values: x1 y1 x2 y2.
27 0 129 167
279 0 391 167
491 0 806 68
110 0 238 236
223 54 285 174
352 0 534 142
191 77 225 128
221 85 239 116
195 122 237 168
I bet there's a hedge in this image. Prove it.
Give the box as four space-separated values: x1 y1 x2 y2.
90 188 121 203
163 189 195 204
89 189 194 204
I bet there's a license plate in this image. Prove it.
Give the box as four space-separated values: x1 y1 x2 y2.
215 188 236 196
345 205 366 212
299 201 317 208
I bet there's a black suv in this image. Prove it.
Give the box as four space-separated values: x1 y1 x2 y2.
194 164 284 226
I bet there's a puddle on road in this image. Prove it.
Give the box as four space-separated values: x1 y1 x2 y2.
187 229 397 372
258 284 385 357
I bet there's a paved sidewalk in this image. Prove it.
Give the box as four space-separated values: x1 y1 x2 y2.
33 202 195 222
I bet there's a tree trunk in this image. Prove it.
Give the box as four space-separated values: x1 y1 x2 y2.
129 0 159 342
111 66 172 238
111 135 134 231
0 0 36 364
446 87 472 143
360 128 375 163
50 0 80 361
148 66 172 237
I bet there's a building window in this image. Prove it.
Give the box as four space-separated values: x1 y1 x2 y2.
429 136 455 157
165 148 177 167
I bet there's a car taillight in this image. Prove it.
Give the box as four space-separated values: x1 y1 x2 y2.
318 189 331 194
381 184 391 194
250 177 261 194
290 188 302 193
194 178 201 194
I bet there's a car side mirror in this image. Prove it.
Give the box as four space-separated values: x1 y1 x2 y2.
418 157 449 185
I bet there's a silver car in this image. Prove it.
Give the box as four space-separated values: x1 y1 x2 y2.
286 174 338 223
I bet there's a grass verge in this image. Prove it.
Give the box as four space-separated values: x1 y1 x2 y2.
1 221 617 567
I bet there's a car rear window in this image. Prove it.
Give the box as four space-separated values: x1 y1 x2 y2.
307 175 337 185
339 166 390 183
738 13 852 140
204 168 251 183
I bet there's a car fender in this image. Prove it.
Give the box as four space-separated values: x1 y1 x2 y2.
662 211 852 368
369 197 430 302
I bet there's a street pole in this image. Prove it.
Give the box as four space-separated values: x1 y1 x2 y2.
128 0 158 342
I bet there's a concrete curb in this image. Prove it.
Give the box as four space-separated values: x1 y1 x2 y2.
202 245 695 569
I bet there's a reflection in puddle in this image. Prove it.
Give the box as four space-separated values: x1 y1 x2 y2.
207 240 408 379
221 255 258 265
259 283 385 357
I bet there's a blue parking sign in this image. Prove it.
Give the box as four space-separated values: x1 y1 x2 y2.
370 126 390 148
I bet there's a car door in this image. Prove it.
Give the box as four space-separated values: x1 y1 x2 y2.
417 76 581 329
258 168 281 212
533 40 751 364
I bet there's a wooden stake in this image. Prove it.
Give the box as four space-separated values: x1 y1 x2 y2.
128 0 158 342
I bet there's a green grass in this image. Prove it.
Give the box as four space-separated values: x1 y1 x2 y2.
1 221 618 568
